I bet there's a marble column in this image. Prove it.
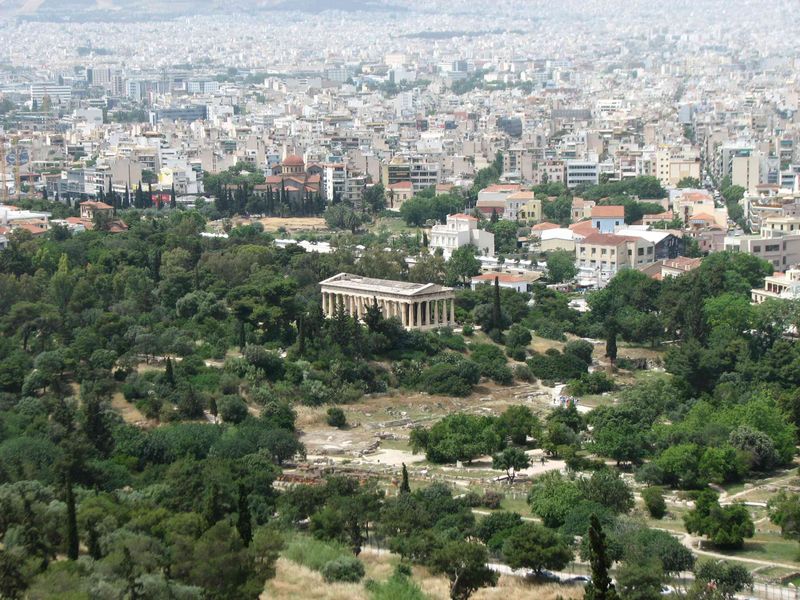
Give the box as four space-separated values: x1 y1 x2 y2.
449 298 455 324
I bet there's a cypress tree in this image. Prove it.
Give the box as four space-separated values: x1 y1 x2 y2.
605 320 618 365
203 482 225 524
236 485 252 546
492 276 502 331
151 249 162 283
297 316 306 356
85 397 113 456
400 463 411 494
65 475 79 560
209 396 218 418
584 514 618 600
124 183 130 208
170 183 177 209
164 357 175 388
87 519 102 559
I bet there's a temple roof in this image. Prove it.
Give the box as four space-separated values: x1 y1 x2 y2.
319 272 453 297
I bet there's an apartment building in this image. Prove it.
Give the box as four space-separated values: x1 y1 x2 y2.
725 233 800 270
566 160 599 188
576 232 657 282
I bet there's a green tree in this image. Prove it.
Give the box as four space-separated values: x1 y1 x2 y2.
768 491 800 549
430 540 497 600
501 522 572 573
527 471 582 528
677 177 701 188
642 486 667 519
487 220 518 254
584 514 619 600
691 561 752 599
445 246 481 286
495 405 540 446
492 447 530 484
684 490 754 549
400 463 411 494
546 250 577 283
615 557 664 600
0 549 26 600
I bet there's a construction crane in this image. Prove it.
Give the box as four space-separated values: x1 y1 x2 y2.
12 136 20 202
0 136 6 204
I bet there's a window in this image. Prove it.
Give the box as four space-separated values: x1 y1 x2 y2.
637 248 644 256
766 244 780 252
601 248 607 255
753 245 761 253
591 247 597 254
647 247 653 254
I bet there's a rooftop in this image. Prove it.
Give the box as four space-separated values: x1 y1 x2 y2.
320 273 453 297
591 205 625 218
580 232 639 246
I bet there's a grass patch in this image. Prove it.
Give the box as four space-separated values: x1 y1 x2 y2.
283 534 353 572
366 572 428 600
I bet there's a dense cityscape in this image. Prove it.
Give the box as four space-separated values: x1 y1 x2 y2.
1 1 800 599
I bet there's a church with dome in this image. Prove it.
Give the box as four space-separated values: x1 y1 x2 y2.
253 153 322 211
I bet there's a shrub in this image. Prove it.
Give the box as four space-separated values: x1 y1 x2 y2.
321 556 365 583
506 346 527 361
642 486 667 519
527 349 588 382
283 535 349 571
566 372 616 396
365 571 427 600
513 364 535 382
217 395 249 424
505 324 532 349
420 360 481 397
242 345 285 380
481 490 505 509
535 321 565 341
564 339 594 365
326 407 347 428
462 324 474 336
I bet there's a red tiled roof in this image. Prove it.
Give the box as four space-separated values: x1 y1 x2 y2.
569 220 599 234
14 223 48 235
449 213 477 221
80 201 113 209
580 232 637 246
591 205 625 218
532 222 559 231
282 154 304 166
388 181 413 190
662 257 702 271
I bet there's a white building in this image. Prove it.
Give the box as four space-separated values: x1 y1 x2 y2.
470 273 530 293
429 213 495 258
751 269 800 303
566 160 599 188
